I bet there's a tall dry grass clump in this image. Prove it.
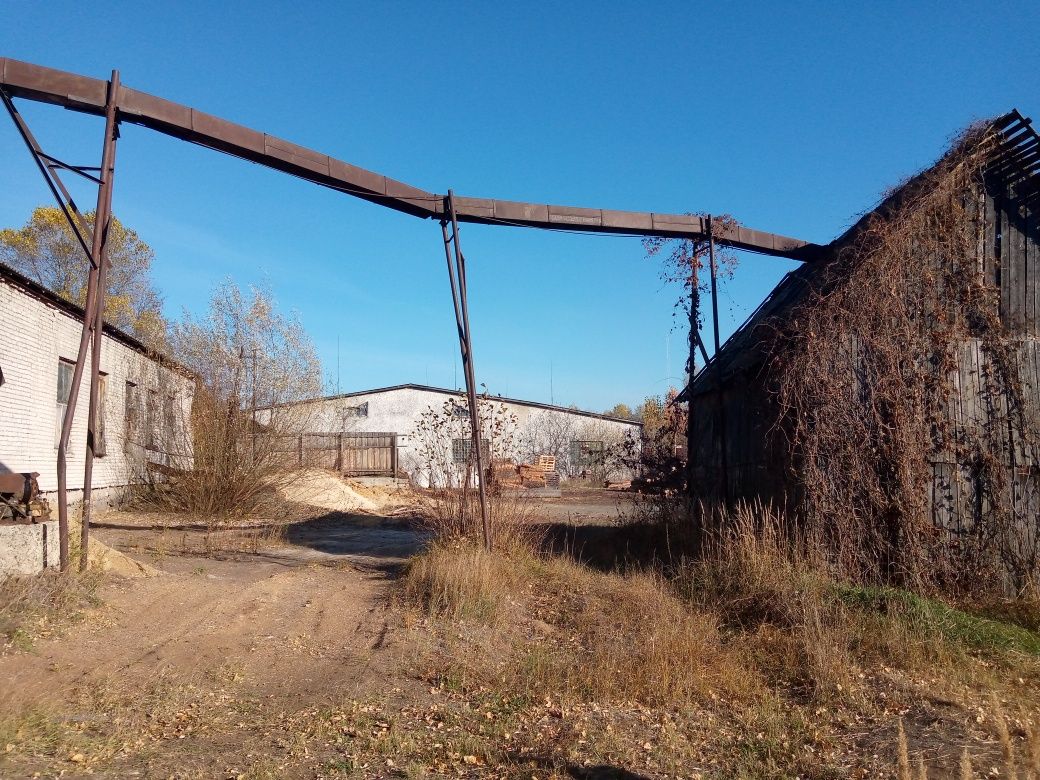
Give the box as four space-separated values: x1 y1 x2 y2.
403 488 545 624
413 487 545 553
402 528 747 707
672 505 860 695
402 540 526 623
520 563 743 705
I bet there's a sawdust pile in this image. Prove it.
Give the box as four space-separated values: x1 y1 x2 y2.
342 478 414 509
69 518 159 578
86 539 161 578
277 470 379 514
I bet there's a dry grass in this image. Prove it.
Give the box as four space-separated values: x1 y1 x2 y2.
400 540 524 623
397 501 1040 776
6 498 1040 777
0 569 102 653
413 486 545 552
403 538 748 708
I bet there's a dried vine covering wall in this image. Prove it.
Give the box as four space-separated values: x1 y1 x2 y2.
769 124 1040 594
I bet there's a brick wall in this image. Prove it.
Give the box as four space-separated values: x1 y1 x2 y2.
0 277 194 497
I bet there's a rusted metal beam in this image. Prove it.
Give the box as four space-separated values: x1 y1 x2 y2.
79 70 121 572
0 56 820 261
1 85 110 571
440 192 492 550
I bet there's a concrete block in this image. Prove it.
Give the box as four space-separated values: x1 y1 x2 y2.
0 520 59 576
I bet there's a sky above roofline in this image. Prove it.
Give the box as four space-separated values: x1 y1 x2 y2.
1 2 1036 412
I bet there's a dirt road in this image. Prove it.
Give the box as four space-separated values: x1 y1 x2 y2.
0 485 636 778
0 500 430 778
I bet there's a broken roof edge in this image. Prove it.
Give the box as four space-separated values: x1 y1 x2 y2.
267 383 643 426
680 109 1037 402
0 261 193 378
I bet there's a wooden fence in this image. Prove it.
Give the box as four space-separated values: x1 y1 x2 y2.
268 432 398 476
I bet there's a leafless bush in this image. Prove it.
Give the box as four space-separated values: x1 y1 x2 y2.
410 392 520 490
140 280 322 518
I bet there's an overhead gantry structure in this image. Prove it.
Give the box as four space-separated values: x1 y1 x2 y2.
0 57 822 564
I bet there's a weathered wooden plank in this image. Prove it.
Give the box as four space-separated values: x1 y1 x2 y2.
1028 199 1038 336
1001 197 1012 326
1013 196 1029 333
985 189 998 290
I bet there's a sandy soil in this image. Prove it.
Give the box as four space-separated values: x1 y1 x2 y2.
0 483 632 778
0 554 396 707
277 469 381 513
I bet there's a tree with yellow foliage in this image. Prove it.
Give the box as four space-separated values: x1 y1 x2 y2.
0 206 166 348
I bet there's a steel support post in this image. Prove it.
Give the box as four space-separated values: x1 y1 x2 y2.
686 247 700 497
707 217 730 504
79 70 121 571
441 190 491 551
0 88 108 572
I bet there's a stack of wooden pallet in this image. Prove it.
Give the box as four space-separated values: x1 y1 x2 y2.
490 458 522 488
518 463 546 488
537 455 561 489
487 456 561 490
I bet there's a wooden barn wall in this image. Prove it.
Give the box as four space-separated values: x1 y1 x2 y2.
689 174 1039 537
688 371 789 507
986 170 1039 337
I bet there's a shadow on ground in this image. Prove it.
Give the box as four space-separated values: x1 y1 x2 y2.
539 520 677 574
282 510 428 570
93 504 429 575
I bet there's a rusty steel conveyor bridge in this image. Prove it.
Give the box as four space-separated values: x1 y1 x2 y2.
0 57 821 566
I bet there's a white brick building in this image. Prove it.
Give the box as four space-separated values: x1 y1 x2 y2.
268 384 642 487
0 263 194 504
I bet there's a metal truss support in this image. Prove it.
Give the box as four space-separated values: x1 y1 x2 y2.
79 71 121 571
440 190 492 551
0 71 119 571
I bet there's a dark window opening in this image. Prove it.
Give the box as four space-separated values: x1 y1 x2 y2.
452 437 489 464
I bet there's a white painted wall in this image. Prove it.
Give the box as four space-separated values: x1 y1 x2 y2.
0 276 194 501
277 386 642 486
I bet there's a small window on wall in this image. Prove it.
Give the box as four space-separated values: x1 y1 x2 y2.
95 374 108 457
125 381 140 445
146 389 158 450
55 360 75 448
163 394 177 449
343 402 368 419
452 437 490 464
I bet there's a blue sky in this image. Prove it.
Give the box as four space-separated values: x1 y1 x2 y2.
1 2 1037 412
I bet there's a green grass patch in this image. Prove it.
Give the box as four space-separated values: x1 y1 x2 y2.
836 584 1040 656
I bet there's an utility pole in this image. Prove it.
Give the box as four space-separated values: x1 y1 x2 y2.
686 244 700 496
707 217 730 504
